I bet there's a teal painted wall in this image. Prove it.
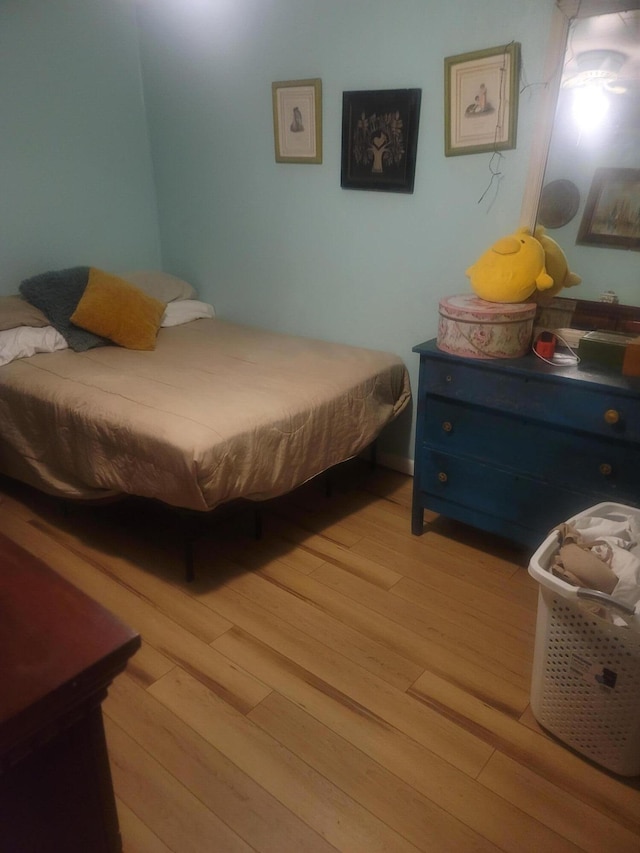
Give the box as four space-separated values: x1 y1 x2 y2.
0 0 161 292
136 0 556 462
0 0 563 466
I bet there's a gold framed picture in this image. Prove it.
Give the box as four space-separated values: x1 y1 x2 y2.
272 78 322 164
444 43 520 157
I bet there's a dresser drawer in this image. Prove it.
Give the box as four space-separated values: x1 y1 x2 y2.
412 341 640 549
422 361 640 443
418 450 601 533
422 397 640 503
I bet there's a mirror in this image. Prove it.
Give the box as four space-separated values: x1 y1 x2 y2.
522 0 639 316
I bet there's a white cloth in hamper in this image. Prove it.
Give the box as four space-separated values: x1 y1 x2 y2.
574 513 640 612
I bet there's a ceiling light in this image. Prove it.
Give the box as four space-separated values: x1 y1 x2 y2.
572 85 610 132
563 49 628 92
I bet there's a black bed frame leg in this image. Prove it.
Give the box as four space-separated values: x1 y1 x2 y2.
370 439 378 470
185 538 195 583
324 470 333 498
254 507 263 540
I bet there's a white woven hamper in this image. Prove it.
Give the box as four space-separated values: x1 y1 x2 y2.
528 502 640 776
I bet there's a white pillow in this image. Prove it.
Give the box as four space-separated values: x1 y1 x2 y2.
161 300 215 327
0 326 68 366
122 270 198 303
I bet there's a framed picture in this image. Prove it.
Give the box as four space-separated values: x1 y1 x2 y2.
272 78 322 164
577 167 640 251
340 88 422 193
444 43 520 157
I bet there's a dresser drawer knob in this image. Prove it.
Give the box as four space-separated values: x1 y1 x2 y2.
599 463 613 477
438 472 448 483
604 409 620 425
442 421 453 433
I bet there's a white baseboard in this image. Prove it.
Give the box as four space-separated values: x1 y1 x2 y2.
376 451 414 477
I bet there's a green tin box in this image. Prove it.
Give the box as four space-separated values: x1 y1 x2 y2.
578 330 637 371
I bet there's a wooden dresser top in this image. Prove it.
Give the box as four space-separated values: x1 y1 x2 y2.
0 532 139 758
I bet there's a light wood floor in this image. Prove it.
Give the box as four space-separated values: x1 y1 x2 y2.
2 462 640 852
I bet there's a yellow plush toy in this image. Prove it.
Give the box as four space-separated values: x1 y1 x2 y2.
466 227 554 303
533 225 581 303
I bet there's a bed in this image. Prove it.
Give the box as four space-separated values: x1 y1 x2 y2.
0 268 411 571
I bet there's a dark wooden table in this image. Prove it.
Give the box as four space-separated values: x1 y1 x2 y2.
0 531 140 852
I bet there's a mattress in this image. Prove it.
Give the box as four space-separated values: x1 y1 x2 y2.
0 318 410 512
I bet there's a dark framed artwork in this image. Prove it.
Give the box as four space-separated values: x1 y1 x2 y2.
577 167 640 251
340 89 422 193
444 43 520 157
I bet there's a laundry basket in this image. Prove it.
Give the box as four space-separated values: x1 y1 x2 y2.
528 502 640 776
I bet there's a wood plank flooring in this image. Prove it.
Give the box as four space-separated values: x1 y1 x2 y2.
2 462 640 852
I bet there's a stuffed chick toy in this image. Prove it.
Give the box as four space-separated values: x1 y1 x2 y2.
466 227 554 303
533 225 582 303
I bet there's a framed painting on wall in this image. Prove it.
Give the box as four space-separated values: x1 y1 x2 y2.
444 42 520 157
272 78 322 164
340 88 422 193
577 167 640 251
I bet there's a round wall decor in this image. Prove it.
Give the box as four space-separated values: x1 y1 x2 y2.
538 179 581 229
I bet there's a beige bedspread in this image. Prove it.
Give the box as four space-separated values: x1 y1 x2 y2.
0 319 410 511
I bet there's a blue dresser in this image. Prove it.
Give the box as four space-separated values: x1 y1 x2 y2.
412 339 640 549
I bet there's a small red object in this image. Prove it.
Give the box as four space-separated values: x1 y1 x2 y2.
535 332 556 359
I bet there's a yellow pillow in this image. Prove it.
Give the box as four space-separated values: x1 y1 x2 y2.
71 268 166 350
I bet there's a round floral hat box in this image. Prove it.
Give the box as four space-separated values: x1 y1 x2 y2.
437 294 536 360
